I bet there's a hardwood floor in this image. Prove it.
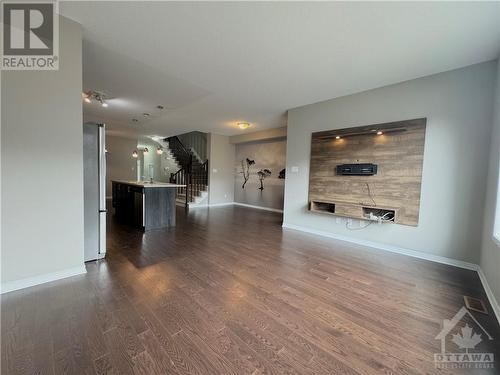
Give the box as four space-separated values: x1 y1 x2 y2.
2 205 500 374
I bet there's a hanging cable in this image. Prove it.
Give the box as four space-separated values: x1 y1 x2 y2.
359 182 377 207
346 220 373 231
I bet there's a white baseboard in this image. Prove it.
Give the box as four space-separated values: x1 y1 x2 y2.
188 203 209 208
282 222 500 325
0 265 87 294
282 222 478 270
234 202 284 213
189 202 284 213
176 201 209 208
477 267 500 324
208 202 235 207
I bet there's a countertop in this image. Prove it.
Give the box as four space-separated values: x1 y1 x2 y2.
112 180 186 188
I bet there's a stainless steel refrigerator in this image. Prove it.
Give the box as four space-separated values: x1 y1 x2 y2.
83 122 106 262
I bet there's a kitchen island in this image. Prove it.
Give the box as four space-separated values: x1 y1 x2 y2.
112 180 185 231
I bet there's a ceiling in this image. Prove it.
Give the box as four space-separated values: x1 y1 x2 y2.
60 2 500 138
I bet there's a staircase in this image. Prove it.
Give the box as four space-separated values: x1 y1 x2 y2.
166 136 208 208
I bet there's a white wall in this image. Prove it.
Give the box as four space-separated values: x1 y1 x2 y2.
284 61 496 263
1 17 85 290
480 59 500 307
208 133 235 205
106 135 138 197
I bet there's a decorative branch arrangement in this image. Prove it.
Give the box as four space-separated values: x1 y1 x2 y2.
257 169 272 190
241 158 255 189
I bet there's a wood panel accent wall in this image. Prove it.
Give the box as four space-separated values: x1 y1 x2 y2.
308 118 427 226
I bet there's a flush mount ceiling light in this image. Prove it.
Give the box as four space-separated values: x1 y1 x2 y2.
157 147 163 155
238 122 250 130
82 90 109 107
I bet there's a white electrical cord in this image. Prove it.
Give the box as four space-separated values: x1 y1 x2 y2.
379 212 394 222
346 220 373 230
346 211 393 230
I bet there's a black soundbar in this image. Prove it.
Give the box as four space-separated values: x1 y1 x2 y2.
336 163 378 176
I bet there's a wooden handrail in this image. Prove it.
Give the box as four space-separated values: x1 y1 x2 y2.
167 136 208 207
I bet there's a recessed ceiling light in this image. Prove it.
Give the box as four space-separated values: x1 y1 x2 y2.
132 118 139 123
101 102 108 108
156 105 164 110
335 136 341 139
143 113 150 118
238 122 250 130
377 131 383 135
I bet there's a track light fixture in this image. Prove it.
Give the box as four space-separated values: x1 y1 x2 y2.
82 90 109 108
143 147 149 154
157 147 163 155
132 150 138 158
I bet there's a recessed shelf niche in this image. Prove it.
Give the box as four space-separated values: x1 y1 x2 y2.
310 201 336 214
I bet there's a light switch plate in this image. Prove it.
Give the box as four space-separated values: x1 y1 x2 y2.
213 168 218 173
291 166 299 173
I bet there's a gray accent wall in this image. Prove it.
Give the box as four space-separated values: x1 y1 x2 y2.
480 59 500 309
106 135 138 197
1 17 85 288
284 61 496 263
234 139 286 210
208 133 235 205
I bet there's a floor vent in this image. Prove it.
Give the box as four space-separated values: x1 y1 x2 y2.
464 296 488 314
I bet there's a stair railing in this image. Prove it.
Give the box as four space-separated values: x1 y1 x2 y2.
167 136 207 208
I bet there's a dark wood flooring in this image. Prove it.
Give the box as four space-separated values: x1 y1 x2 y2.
2 206 500 374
